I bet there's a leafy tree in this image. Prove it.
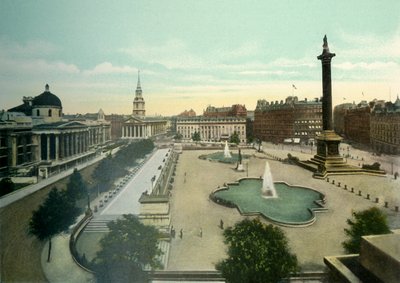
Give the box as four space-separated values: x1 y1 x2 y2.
216 218 298 283
229 131 240 144
66 168 87 201
29 187 80 262
92 214 162 283
342 207 391 254
191 131 201 142
174 133 183 140
0 177 14 197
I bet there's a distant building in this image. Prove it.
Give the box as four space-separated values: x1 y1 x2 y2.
370 96 400 154
333 102 354 136
203 104 247 118
105 114 125 140
176 116 246 143
254 96 322 144
344 101 371 146
121 72 168 139
178 109 196 117
2 84 111 178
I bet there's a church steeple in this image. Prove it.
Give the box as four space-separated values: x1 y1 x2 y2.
132 70 145 117
136 70 142 97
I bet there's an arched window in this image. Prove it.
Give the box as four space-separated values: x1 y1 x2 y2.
48 109 52 117
59 110 62 117
36 109 40 116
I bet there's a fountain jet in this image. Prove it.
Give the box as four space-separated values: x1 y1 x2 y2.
261 161 278 198
224 141 232 158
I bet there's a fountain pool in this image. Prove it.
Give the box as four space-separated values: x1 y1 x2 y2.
212 178 326 226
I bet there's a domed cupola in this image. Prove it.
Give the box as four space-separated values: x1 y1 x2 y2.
32 84 62 108
32 84 63 124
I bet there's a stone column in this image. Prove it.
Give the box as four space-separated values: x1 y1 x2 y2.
46 135 50 160
10 135 17 166
317 35 335 131
55 134 59 161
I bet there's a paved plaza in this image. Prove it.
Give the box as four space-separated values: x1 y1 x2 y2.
167 145 400 271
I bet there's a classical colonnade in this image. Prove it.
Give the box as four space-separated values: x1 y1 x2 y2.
39 127 109 161
122 122 166 139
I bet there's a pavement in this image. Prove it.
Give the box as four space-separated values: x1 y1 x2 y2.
41 148 172 283
167 144 400 271
8 142 399 281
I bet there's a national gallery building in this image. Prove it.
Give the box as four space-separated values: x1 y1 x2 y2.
0 84 111 179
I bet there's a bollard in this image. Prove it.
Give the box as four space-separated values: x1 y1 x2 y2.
332 180 335 185
351 187 354 193
375 198 379 203
358 190 362 196
344 184 347 190
395 206 399 212
327 178 330 182
385 202 388 208
366 194 370 199
338 182 341 187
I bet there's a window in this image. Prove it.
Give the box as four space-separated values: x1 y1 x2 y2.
36 109 40 116
48 109 52 117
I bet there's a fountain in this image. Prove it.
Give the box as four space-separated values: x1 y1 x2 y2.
261 161 277 198
224 141 232 158
211 160 327 226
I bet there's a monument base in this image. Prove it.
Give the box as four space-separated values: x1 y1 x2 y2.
236 163 244 171
299 131 384 178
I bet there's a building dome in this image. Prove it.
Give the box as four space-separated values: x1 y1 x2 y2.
32 84 62 108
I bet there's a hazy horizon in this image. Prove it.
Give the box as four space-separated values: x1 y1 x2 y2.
1 1 399 116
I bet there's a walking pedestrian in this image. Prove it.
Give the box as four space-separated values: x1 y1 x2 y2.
179 229 183 239
199 227 202 238
220 219 224 229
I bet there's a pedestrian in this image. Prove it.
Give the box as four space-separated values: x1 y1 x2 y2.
179 229 183 239
220 219 224 229
199 227 202 238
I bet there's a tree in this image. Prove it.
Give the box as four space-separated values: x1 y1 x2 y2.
216 218 298 283
174 133 183 140
66 168 87 201
0 177 14 197
191 131 201 142
29 187 80 262
229 131 240 145
92 214 163 283
342 207 391 254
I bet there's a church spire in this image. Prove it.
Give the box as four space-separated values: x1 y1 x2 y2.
133 70 145 117
136 70 142 96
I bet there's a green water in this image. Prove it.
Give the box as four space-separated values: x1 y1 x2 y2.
214 179 323 224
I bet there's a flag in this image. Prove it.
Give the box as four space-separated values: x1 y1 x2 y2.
292 84 297 90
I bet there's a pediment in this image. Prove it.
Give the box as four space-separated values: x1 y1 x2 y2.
124 116 144 124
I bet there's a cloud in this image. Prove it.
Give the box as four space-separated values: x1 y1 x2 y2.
338 29 400 59
0 38 58 58
83 62 137 75
335 61 398 70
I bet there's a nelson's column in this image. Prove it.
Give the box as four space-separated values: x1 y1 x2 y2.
311 36 353 177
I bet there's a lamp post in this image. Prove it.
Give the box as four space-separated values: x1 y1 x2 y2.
246 162 249 177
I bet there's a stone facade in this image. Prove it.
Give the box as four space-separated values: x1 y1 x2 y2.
333 103 354 136
203 104 247 118
254 96 322 143
370 97 400 154
344 102 371 146
176 116 246 143
1 84 111 178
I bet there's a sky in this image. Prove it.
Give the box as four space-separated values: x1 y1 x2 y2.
1 0 399 116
